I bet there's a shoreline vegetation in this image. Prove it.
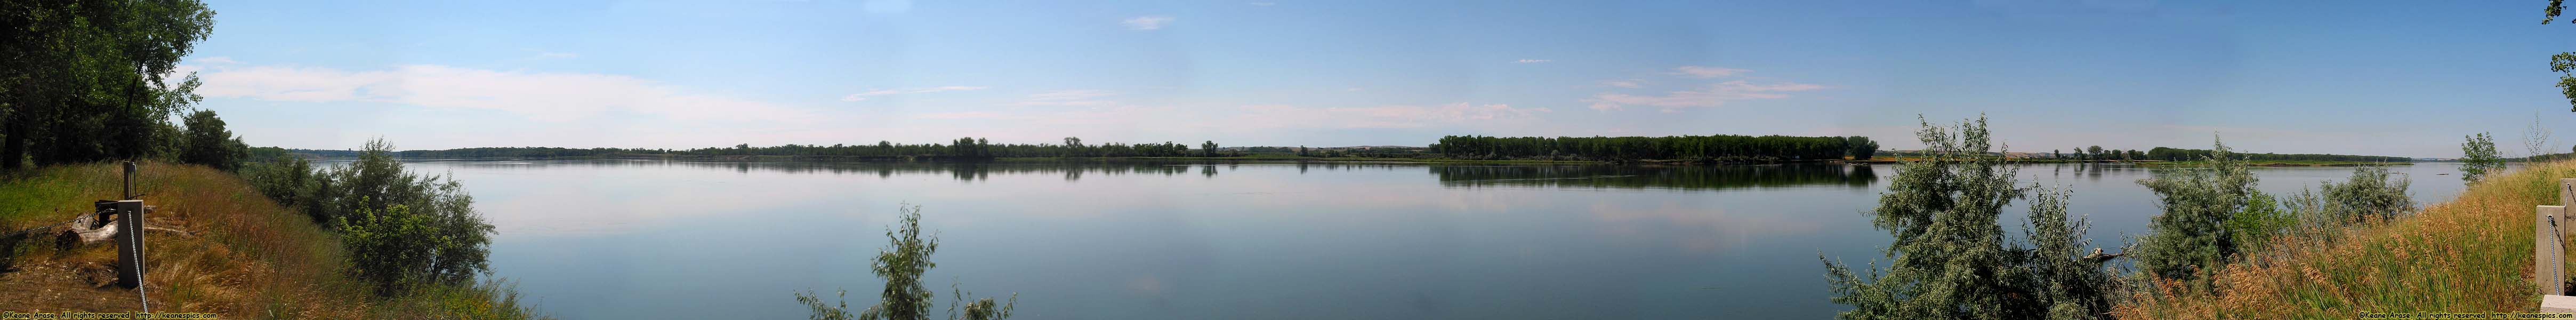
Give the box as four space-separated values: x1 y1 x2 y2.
320 151 2428 167
1822 116 2527 320
2115 149 2558 319
0 161 543 318
262 134 2423 167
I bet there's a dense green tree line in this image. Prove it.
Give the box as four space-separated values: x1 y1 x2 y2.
2142 147 2410 163
385 138 1209 159
1428 134 1870 162
2049 146 2143 161
1432 164 1875 190
0 0 218 170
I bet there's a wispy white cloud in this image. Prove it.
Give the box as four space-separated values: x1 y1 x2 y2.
1016 90 1120 106
840 86 989 101
1514 59 1552 63
1235 102 1552 129
1345 87 1364 92
1122 16 1174 30
1586 81 1826 112
195 57 240 65
913 111 1011 119
1601 79 1644 88
1668 66 1750 78
189 64 820 123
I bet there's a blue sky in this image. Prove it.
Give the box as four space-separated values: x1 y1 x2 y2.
182 0 2576 157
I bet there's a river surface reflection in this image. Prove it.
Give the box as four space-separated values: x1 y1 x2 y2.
397 159 2470 319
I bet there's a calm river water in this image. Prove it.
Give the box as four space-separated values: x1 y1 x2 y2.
401 159 2473 319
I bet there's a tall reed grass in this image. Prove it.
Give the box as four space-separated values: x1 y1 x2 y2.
2115 162 2576 318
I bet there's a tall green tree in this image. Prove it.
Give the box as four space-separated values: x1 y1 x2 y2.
2551 0 2576 110
1061 137 1083 157
177 109 242 170
0 0 215 170
1820 115 2119 320
1844 136 1878 159
1201 140 1218 157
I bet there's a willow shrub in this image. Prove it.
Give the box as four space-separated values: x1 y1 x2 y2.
798 205 1017 320
1820 115 2121 320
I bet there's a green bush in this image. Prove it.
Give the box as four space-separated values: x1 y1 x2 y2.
2315 166 2414 223
2224 193 2293 254
798 205 1016 320
242 154 312 207
2134 137 2259 283
1818 115 2118 320
244 138 493 294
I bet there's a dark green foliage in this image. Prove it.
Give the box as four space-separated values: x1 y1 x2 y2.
176 109 243 171
332 139 490 293
1429 134 1854 162
798 205 1015 320
2551 0 2576 110
870 204 938 319
2316 166 2415 223
2021 188 2119 319
245 138 494 294
340 203 442 295
2140 147 2410 163
388 138 1202 159
243 154 312 207
2461 132 2505 184
2224 192 2293 254
0 0 215 170
1845 136 1878 159
1820 115 2117 320
1431 164 1875 190
2265 166 2418 242
2550 0 2566 24
2134 137 2259 282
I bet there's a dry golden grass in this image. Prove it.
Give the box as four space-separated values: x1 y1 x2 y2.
0 162 373 318
2114 161 2576 319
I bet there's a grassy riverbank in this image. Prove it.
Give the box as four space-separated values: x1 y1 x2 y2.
2113 161 2564 318
0 162 542 318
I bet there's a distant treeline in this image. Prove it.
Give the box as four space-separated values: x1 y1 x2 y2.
353 138 1212 159
293 135 1892 163
2143 147 2410 162
1432 164 1876 190
1427 135 1875 162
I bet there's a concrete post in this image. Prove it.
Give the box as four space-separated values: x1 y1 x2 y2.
2562 179 2576 207
2561 179 2576 239
114 199 143 289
